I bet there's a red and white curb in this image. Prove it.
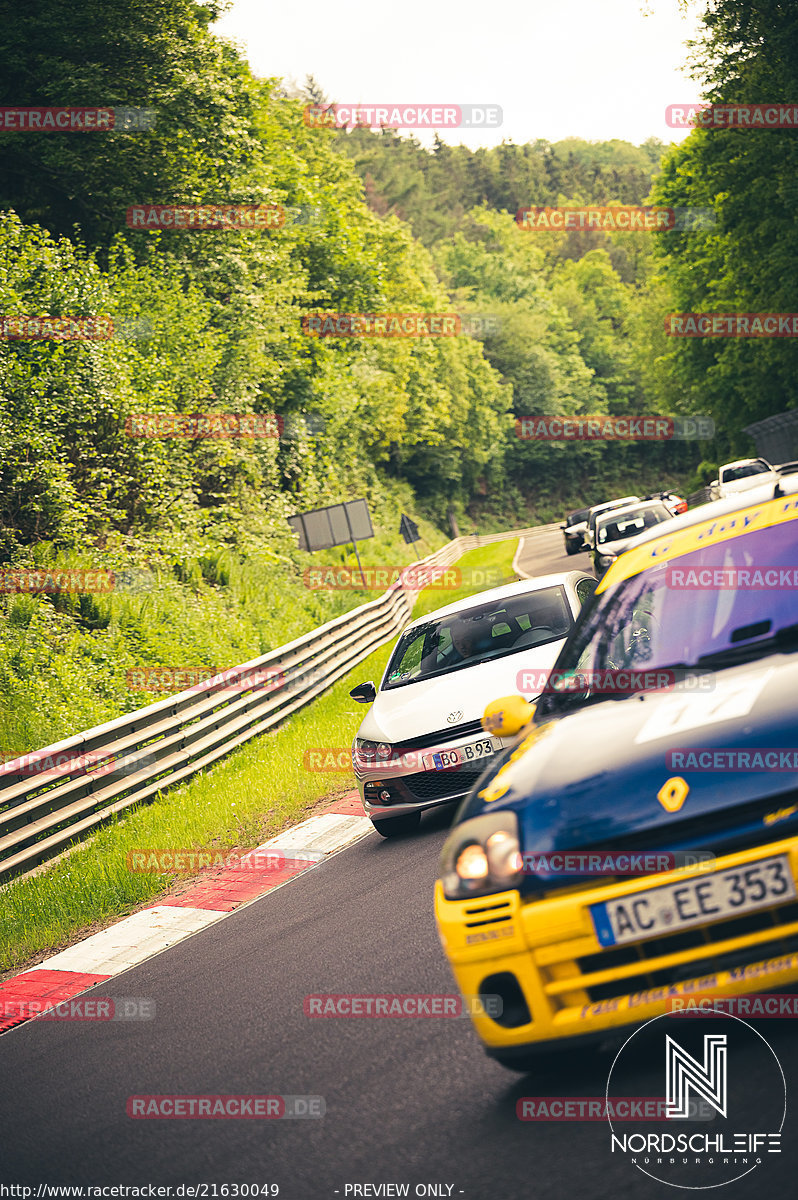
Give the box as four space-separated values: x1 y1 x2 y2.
0 794 372 1035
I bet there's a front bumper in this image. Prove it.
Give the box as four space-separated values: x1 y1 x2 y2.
359 768 486 824
435 835 798 1054
356 734 511 824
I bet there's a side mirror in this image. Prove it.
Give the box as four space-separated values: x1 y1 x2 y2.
549 670 593 701
350 681 376 704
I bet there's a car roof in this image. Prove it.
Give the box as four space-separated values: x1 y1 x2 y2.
402 570 594 631
721 457 770 471
594 498 672 526
597 469 798 588
588 495 639 516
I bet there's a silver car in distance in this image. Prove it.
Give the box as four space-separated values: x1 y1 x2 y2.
349 571 596 837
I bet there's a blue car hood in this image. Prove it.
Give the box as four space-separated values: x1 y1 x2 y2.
457 654 798 869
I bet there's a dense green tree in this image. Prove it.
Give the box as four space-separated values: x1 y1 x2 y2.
649 0 798 449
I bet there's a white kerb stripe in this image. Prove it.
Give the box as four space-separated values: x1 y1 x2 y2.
26 905 225 977
260 813 374 855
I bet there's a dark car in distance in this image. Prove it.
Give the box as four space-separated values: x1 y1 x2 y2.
560 507 591 556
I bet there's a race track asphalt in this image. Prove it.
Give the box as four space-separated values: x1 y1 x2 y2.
2 528 795 1199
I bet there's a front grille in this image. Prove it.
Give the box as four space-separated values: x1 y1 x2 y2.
390 719 485 753
402 766 485 801
464 897 514 929
563 899 798 1004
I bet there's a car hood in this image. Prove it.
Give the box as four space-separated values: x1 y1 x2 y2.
458 654 798 862
356 639 566 744
596 534 639 558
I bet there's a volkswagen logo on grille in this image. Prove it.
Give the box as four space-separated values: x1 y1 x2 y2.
447 711 463 724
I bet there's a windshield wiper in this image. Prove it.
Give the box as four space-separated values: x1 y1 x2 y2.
697 622 798 669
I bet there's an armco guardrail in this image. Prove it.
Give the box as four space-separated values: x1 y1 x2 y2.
687 486 714 508
0 526 538 883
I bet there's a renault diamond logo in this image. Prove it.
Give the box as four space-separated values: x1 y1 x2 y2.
447 711 463 723
658 775 689 812
666 1033 727 1119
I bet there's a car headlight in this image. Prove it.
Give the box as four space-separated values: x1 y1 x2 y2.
598 554 615 568
354 738 377 764
439 811 524 901
354 738 394 765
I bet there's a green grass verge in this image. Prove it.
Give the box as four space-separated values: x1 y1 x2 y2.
0 480 448 763
0 539 519 976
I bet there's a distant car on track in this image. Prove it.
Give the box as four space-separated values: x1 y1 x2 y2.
709 457 779 501
590 498 674 578
560 507 591 556
435 472 798 1069
349 572 596 837
583 496 641 553
644 489 687 516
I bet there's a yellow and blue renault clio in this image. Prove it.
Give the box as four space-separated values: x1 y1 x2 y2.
435 473 798 1069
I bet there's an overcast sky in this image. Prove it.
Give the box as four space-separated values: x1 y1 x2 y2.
213 0 706 149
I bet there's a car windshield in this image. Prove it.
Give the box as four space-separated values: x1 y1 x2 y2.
588 497 638 534
538 516 798 715
596 504 672 545
383 586 574 689
722 462 770 482
567 508 590 526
